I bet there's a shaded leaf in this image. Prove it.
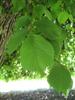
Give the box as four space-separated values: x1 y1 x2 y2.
64 0 75 17
33 4 44 19
6 16 31 54
36 17 66 55
12 0 25 12
0 6 2 14
47 61 73 93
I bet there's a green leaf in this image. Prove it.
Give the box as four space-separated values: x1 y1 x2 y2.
44 8 53 21
33 4 44 19
50 40 61 56
47 61 73 93
14 15 31 32
64 0 75 17
48 0 57 5
36 17 66 55
6 16 31 54
58 11 71 24
20 34 54 73
69 3 75 16
0 6 2 14
51 1 62 18
5 31 24 54
36 17 64 41
11 0 25 12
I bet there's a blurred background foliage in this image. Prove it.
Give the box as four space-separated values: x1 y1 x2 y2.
60 33 75 75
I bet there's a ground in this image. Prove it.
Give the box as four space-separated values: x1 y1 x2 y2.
0 89 75 100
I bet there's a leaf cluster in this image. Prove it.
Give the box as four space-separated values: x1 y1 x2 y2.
0 0 75 94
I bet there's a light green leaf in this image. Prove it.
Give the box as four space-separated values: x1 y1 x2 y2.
44 8 53 21
47 61 73 93
58 11 71 24
20 34 54 73
51 1 62 17
12 0 25 12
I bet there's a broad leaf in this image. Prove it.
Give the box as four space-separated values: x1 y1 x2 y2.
50 40 62 56
14 15 31 32
36 17 65 42
58 11 73 24
51 1 62 18
64 0 75 17
6 16 31 54
20 34 54 73
11 0 25 12
33 4 52 20
36 17 66 55
47 61 73 93
5 31 25 54
33 4 44 19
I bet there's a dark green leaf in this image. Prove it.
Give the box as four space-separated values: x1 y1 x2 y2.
47 61 73 93
48 0 57 5
36 17 66 55
0 6 2 14
11 0 25 12
14 15 31 32
51 1 62 18
64 0 75 17
6 16 31 54
33 4 44 19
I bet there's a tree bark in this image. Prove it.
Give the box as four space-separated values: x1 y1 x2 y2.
0 13 19 65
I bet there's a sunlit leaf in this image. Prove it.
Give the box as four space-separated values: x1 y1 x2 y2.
58 11 72 24
51 1 62 18
20 34 54 73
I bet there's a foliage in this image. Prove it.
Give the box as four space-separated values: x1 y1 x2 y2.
0 0 75 94
0 64 42 81
47 61 73 94
60 34 75 75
